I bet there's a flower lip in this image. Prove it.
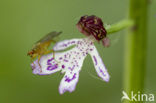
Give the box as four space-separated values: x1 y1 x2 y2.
31 38 110 94
31 62 41 74
76 15 107 41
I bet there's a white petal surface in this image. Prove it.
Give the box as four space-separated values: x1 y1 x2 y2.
31 54 61 75
89 46 110 82
53 39 80 51
59 70 80 94
31 37 110 94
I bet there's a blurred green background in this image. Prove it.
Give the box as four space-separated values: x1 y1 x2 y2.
0 0 155 103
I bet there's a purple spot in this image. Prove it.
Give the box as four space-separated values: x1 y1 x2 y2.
68 65 75 71
69 54 71 58
68 67 73 71
64 55 67 58
62 65 65 69
93 56 97 65
99 68 106 76
64 59 68 62
63 44 67 47
47 58 54 65
47 64 58 71
47 57 58 71
59 57 63 60
72 65 75 70
78 41 80 44
82 52 86 56
65 73 76 82
71 41 75 43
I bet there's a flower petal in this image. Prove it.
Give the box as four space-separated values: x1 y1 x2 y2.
53 39 80 51
89 46 110 82
57 47 85 94
31 37 110 95
59 70 80 94
31 54 61 75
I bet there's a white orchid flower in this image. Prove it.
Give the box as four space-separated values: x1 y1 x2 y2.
31 36 110 94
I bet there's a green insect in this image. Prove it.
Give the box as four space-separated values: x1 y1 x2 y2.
27 31 62 67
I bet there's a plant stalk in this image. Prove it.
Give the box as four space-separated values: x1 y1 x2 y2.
106 19 134 34
124 0 148 102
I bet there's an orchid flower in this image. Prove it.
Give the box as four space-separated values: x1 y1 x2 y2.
31 15 110 94
31 36 110 94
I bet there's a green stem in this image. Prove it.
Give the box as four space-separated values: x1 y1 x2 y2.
105 19 134 34
124 0 148 102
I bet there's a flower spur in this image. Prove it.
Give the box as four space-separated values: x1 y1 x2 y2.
31 36 110 94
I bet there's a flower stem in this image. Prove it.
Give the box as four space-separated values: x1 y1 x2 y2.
105 19 134 34
124 0 148 102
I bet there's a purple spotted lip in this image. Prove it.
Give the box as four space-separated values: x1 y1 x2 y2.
30 31 110 94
